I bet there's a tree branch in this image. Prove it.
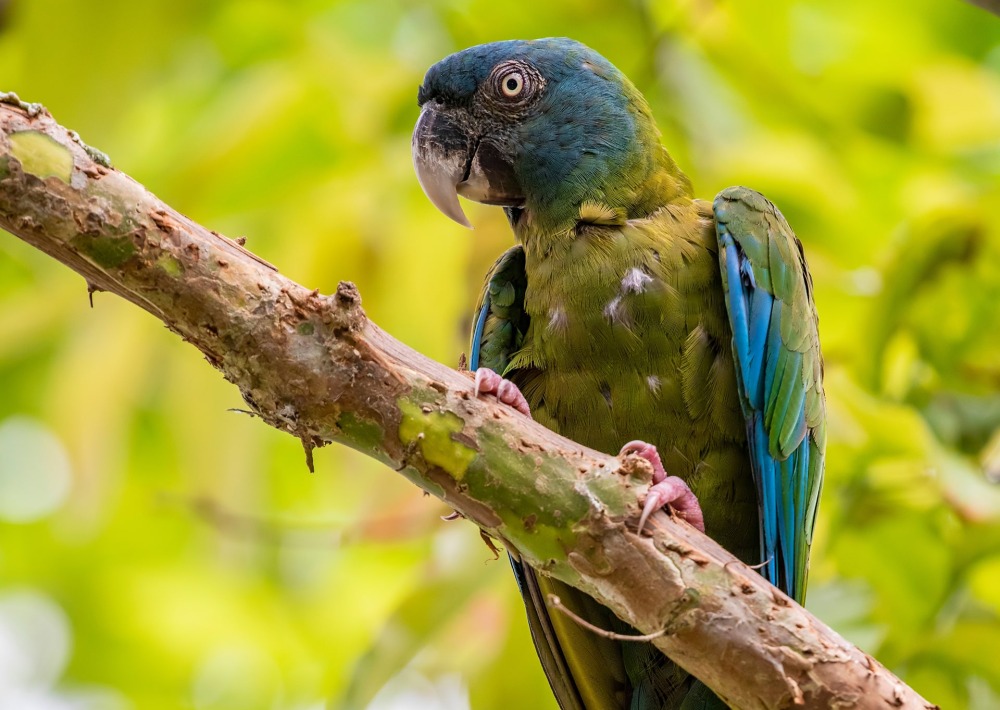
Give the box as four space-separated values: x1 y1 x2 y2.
964 0 1000 17
0 96 936 710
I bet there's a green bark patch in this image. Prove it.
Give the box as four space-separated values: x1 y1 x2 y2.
157 254 182 277
9 131 72 183
337 411 385 456
397 397 476 480
71 233 135 269
462 426 589 567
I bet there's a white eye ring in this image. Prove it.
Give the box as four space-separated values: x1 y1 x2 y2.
500 71 524 97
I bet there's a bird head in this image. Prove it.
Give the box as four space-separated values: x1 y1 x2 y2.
412 38 687 232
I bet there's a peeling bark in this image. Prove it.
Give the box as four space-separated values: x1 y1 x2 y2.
0 96 937 710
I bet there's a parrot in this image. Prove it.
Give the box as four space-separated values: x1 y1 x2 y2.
411 38 826 710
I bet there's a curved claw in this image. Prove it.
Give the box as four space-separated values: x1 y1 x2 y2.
620 439 705 534
474 368 496 398
638 494 662 536
639 477 705 534
473 367 531 417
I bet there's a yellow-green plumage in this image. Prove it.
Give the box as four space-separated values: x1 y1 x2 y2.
508 199 759 562
476 200 760 710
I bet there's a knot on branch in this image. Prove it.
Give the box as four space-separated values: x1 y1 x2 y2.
335 280 361 307
330 280 365 334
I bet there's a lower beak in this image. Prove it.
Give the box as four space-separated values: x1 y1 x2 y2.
412 105 523 228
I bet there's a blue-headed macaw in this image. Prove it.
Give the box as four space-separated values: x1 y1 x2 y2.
411 38 825 710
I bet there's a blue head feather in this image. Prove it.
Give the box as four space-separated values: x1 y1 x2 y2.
418 39 690 232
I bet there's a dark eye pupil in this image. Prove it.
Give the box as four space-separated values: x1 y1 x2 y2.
506 78 518 90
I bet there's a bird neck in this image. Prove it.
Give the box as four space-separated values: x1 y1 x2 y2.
512 142 692 256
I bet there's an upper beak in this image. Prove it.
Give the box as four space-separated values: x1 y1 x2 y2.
412 104 523 228
412 105 473 228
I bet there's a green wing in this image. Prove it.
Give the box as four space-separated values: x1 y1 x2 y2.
714 186 826 603
470 246 530 376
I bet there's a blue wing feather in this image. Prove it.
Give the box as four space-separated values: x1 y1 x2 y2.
746 288 772 407
715 187 825 604
723 241 751 381
470 299 490 370
751 414 778 585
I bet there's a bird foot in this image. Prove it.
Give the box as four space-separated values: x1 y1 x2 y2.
619 440 705 534
473 368 531 417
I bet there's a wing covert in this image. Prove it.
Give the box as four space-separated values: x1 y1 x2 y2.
470 245 530 374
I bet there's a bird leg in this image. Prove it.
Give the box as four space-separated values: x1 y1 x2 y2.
473 367 531 417
619 440 705 534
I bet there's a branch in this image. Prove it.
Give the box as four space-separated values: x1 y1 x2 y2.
0 95 936 710
964 0 1000 16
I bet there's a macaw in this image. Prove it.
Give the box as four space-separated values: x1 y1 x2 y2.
411 38 826 710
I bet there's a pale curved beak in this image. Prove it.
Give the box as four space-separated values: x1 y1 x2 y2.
412 104 524 228
411 105 473 228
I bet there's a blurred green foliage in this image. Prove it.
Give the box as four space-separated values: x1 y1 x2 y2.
1 1 999 708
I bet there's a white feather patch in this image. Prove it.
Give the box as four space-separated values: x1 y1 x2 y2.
621 267 653 294
548 305 568 333
603 295 622 322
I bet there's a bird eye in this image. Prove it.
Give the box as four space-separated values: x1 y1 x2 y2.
501 71 524 98
488 61 541 105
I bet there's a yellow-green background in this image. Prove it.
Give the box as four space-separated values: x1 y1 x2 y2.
1 1 999 708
